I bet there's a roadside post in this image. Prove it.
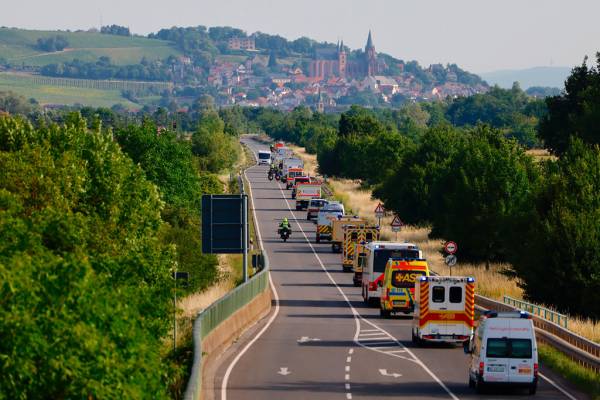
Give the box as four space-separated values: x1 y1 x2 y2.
444 241 458 275
374 203 385 228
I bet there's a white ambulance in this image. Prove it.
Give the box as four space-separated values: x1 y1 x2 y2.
465 311 538 395
361 242 422 306
412 276 475 345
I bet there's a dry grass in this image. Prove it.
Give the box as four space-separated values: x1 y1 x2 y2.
285 144 600 343
526 148 557 162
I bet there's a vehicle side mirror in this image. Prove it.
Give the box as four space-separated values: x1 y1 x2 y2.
378 280 383 287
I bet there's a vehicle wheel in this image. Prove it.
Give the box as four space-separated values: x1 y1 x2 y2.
411 330 420 346
343 266 351 272
362 287 368 304
316 235 320 243
368 296 379 308
475 377 485 394
353 280 360 288
468 374 475 389
283 237 287 242
528 383 537 395
380 309 390 318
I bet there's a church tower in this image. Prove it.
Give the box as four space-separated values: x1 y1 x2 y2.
365 30 377 76
338 40 347 79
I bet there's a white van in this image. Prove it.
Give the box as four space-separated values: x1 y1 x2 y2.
258 150 271 165
315 202 345 242
465 311 538 395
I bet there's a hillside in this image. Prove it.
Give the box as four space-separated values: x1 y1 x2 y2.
480 66 571 89
0 27 181 66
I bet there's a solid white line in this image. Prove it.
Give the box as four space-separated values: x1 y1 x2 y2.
539 373 578 400
276 181 461 400
220 155 281 400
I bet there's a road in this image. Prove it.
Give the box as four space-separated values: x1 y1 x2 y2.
212 137 584 400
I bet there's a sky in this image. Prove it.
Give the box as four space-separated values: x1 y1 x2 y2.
1 0 599 73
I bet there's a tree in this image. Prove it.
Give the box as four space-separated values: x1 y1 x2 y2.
100 24 131 36
538 54 600 155
192 111 238 173
510 139 600 319
430 126 540 267
36 35 69 52
268 51 278 70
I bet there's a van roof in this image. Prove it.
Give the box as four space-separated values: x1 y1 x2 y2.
480 315 535 338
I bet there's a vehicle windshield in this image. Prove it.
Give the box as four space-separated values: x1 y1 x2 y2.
258 153 270 160
373 249 420 273
310 200 327 207
391 270 426 288
486 338 532 358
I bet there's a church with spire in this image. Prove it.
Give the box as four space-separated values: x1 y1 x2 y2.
308 31 383 80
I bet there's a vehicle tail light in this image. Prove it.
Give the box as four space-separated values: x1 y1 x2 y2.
534 363 538 377
479 362 484 376
382 288 389 301
369 282 377 291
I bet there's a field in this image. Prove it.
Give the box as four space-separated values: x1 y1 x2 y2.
0 72 139 108
0 27 181 66
287 144 600 343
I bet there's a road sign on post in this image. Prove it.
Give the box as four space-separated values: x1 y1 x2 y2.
444 241 458 255
391 215 404 232
374 203 385 226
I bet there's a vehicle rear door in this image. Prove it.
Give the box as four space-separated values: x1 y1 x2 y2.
429 284 448 336
446 283 468 337
508 338 534 383
484 338 510 383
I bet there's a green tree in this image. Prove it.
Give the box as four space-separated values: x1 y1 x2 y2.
192 111 238 173
511 139 600 318
538 54 600 155
430 126 540 267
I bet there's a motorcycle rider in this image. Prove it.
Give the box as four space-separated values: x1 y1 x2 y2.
278 217 292 235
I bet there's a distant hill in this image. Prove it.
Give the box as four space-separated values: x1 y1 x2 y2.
0 27 181 66
479 66 571 90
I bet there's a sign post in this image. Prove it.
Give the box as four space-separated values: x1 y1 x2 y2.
374 203 385 227
443 241 458 275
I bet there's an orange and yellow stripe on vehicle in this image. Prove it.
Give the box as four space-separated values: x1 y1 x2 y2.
465 280 475 326
317 225 331 234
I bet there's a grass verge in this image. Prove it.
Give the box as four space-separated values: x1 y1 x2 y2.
538 344 600 400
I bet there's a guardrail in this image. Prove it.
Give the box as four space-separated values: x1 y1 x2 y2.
184 159 271 400
475 295 600 373
503 295 568 329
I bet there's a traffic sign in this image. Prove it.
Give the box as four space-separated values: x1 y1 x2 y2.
391 215 404 228
445 254 457 266
444 241 457 255
374 203 385 219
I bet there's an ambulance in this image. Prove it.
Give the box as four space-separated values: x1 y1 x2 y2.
379 259 429 317
330 216 366 253
285 168 305 189
361 242 422 306
412 276 475 344
465 311 538 395
342 225 379 272
352 243 367 287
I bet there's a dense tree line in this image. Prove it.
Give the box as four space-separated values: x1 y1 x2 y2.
40 56 174 81
36 35 69 52
0 98 240 396
100 24 131 36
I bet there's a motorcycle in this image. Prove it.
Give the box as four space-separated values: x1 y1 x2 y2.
278 227 291 242
268 171 274 181
275 171 281 181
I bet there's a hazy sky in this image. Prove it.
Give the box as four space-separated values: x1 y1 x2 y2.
1 0 599 72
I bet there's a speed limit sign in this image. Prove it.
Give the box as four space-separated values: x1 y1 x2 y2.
444 241 457 254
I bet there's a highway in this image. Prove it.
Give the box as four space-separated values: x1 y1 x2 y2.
212 137 585 400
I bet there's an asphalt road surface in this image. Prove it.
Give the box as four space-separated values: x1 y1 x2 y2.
212 137 586 400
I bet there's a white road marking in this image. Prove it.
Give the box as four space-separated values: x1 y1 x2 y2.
539 373 578 400
220 159 281 400
345 365 350 372
277 367 291 376
346 394 352 399
345 383 351 390
379 369 403 378
348 349 354 355
297 336 321 343
345 374 350 380
346 356 352 363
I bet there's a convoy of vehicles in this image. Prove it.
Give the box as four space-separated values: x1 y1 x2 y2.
412 276 475 342
261 142 538 396
379 258 430 317
465 311 538 395
316 202 345 243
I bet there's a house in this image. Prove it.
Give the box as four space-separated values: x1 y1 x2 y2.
227 36 256 51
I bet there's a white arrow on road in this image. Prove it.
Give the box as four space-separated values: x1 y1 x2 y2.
278 367 292 376
379 369 402 378
297 336 321 343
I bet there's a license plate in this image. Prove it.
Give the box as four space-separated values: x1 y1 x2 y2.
519 368 531 374
487 366 505 372
392 301 405 305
